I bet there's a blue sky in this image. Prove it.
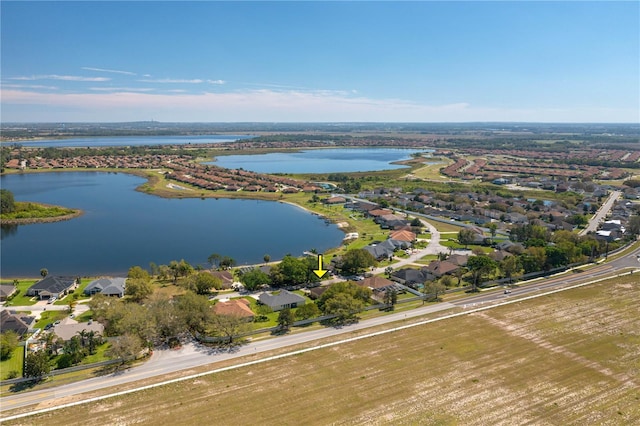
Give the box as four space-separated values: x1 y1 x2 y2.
1 1 638 123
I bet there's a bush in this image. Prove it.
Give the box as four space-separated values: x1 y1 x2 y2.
6 288 20 301
6 370 19 379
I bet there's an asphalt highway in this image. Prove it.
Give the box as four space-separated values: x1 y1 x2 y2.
2 243 638 416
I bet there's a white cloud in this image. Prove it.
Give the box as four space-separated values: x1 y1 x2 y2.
207 80 226 85
81 67 137 76
2 84 59 90
89 87 155 92
138 78 204 84
10 75 111 82
1 88 637 123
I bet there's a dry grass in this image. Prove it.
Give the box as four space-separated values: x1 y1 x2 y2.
6 275 639 426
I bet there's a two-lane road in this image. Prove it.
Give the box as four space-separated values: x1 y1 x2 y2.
2 244 639 416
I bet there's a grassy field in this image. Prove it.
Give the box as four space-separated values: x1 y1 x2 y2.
0 202 78 221
0 347 24 380
8 274 639 425
0 279 38 307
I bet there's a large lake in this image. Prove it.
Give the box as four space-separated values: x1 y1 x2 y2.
11 134 255 148
209 148 429 173
0 172 343 278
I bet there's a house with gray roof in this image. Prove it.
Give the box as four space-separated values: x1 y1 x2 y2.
0 310 34 336
26 276 78 300
84 277 126 297
258 290 306 311
0 284 17 301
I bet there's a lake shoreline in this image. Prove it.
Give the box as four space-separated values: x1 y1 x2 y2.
0 202 83 225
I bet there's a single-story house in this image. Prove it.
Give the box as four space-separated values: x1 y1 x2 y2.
364 239 405 261
389 230 416 243
210 270 235 289
323 196 346 204
0 310 34 336
357 276 396 292
213 298 254 321
258 290 306 311
425 260 461 278
84 277 126 297
309 286 328 300
0 284 17 301
52 317 104 341
26 276 78 300
390 268 433 286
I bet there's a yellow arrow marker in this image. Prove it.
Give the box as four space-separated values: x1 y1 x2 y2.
313 254 328 279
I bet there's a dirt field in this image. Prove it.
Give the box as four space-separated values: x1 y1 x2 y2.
7 275 639 425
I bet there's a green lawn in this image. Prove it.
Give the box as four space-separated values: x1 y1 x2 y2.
0 279 39 307
34 310 69 330
0 346 24 380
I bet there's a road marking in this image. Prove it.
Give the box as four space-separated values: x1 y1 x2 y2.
2 268 638 422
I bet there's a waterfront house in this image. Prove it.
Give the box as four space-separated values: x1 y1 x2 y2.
84 278 126 297
26 276 78 300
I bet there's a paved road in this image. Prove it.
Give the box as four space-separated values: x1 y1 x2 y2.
580 190 621 236
3 242 639 415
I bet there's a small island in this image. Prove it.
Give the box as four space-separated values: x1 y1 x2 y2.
0 189 82 225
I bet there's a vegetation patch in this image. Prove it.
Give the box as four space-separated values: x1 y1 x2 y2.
8 276 638 425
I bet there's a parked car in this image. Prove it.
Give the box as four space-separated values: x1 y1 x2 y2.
47 297 57 304
44 323 53 330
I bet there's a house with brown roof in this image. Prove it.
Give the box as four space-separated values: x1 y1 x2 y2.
389 230 416 243
210 271 234 289
425 260 460 278
213 298 254 321
357 276 396 292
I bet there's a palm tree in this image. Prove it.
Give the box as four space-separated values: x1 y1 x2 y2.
40 268 48 278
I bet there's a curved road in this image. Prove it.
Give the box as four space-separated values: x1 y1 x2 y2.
2 242 638 416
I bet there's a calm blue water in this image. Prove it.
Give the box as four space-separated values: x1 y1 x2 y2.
208 148 430 173
0 172 343 278
11 134 255 148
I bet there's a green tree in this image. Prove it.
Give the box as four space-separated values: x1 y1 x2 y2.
383 289 398 310
208 253 221 269
322 293 365 324
127 265 150 282
277 308 296 331
270 255 308 287
488 223 498 240
457 228 477 248
240 268 271 291
0 189 15 213
125 278 154 303
500 255 523 283
185 272 222 295
175 291 212 335
295 302 321 320
24 350 51 379
107 333 143 364
219 256 236 270
209 314 250 344
40 268 48 278
0 331 19 360
339 248 377 276
146 294 185 343
423 281 447 302
263 254 271 264
466 255 497 292
318 281 372 309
